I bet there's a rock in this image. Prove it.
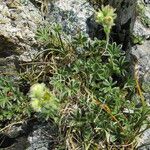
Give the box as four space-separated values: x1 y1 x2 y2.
131 40 150 108
1 119 57 150
0 1 43 58
132 40 150 82
137 129 150 150
26 121 57 150
144 5 150 20
132 2 150 149
133 19 150 39
144 0 150 4
7 124 24 138
46 0 94 35
3 136 30 150
134 1 150 39
0 133 16 149
132 1 150 89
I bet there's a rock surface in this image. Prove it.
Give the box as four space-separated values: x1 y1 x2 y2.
0 0 45 76
132 40 150 82
132 2 150 150
0 0 42 58
1 120 57 150
138 129 150 150
47 0 94 35
131 2 150 95
26 122 57 150
133 19 150 39
134 0 150 39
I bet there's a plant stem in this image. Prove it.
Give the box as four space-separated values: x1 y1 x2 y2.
102 32 109 56
106 32 109 50
57 31 65 52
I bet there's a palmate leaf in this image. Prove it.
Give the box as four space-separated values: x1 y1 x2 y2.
36 26 51 44
0 97 10 108
0 76 30 125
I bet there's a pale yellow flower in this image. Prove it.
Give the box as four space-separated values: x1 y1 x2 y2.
95 5 117 33
29 83 59 113
29 83 46 99
30 99 42 112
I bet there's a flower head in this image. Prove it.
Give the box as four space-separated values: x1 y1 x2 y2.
30 99 41 112
29 83 47 99
95 5 117 34
29 83 59 113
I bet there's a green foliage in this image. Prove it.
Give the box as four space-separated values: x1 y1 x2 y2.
34 23 150 149
21 0 29 5
1 4 149 149
0 76 31 128
131 34 145 45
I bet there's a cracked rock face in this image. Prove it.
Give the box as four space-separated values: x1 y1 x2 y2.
138 128 150 150
0 1 43 57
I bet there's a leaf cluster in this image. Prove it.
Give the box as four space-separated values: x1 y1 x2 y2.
0 76 31 128
34 24 150 149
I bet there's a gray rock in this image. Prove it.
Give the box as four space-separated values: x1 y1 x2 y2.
132 3 150 148
7 124 24 138
1 120 57 150
133 19 150 39
137 129 150 150
0 1 43 57
46 0 94 35
132 2 150 84
132 40 150 82
26 122 57 150
131 41 150 115
134 1 150 39
145 5 150 20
